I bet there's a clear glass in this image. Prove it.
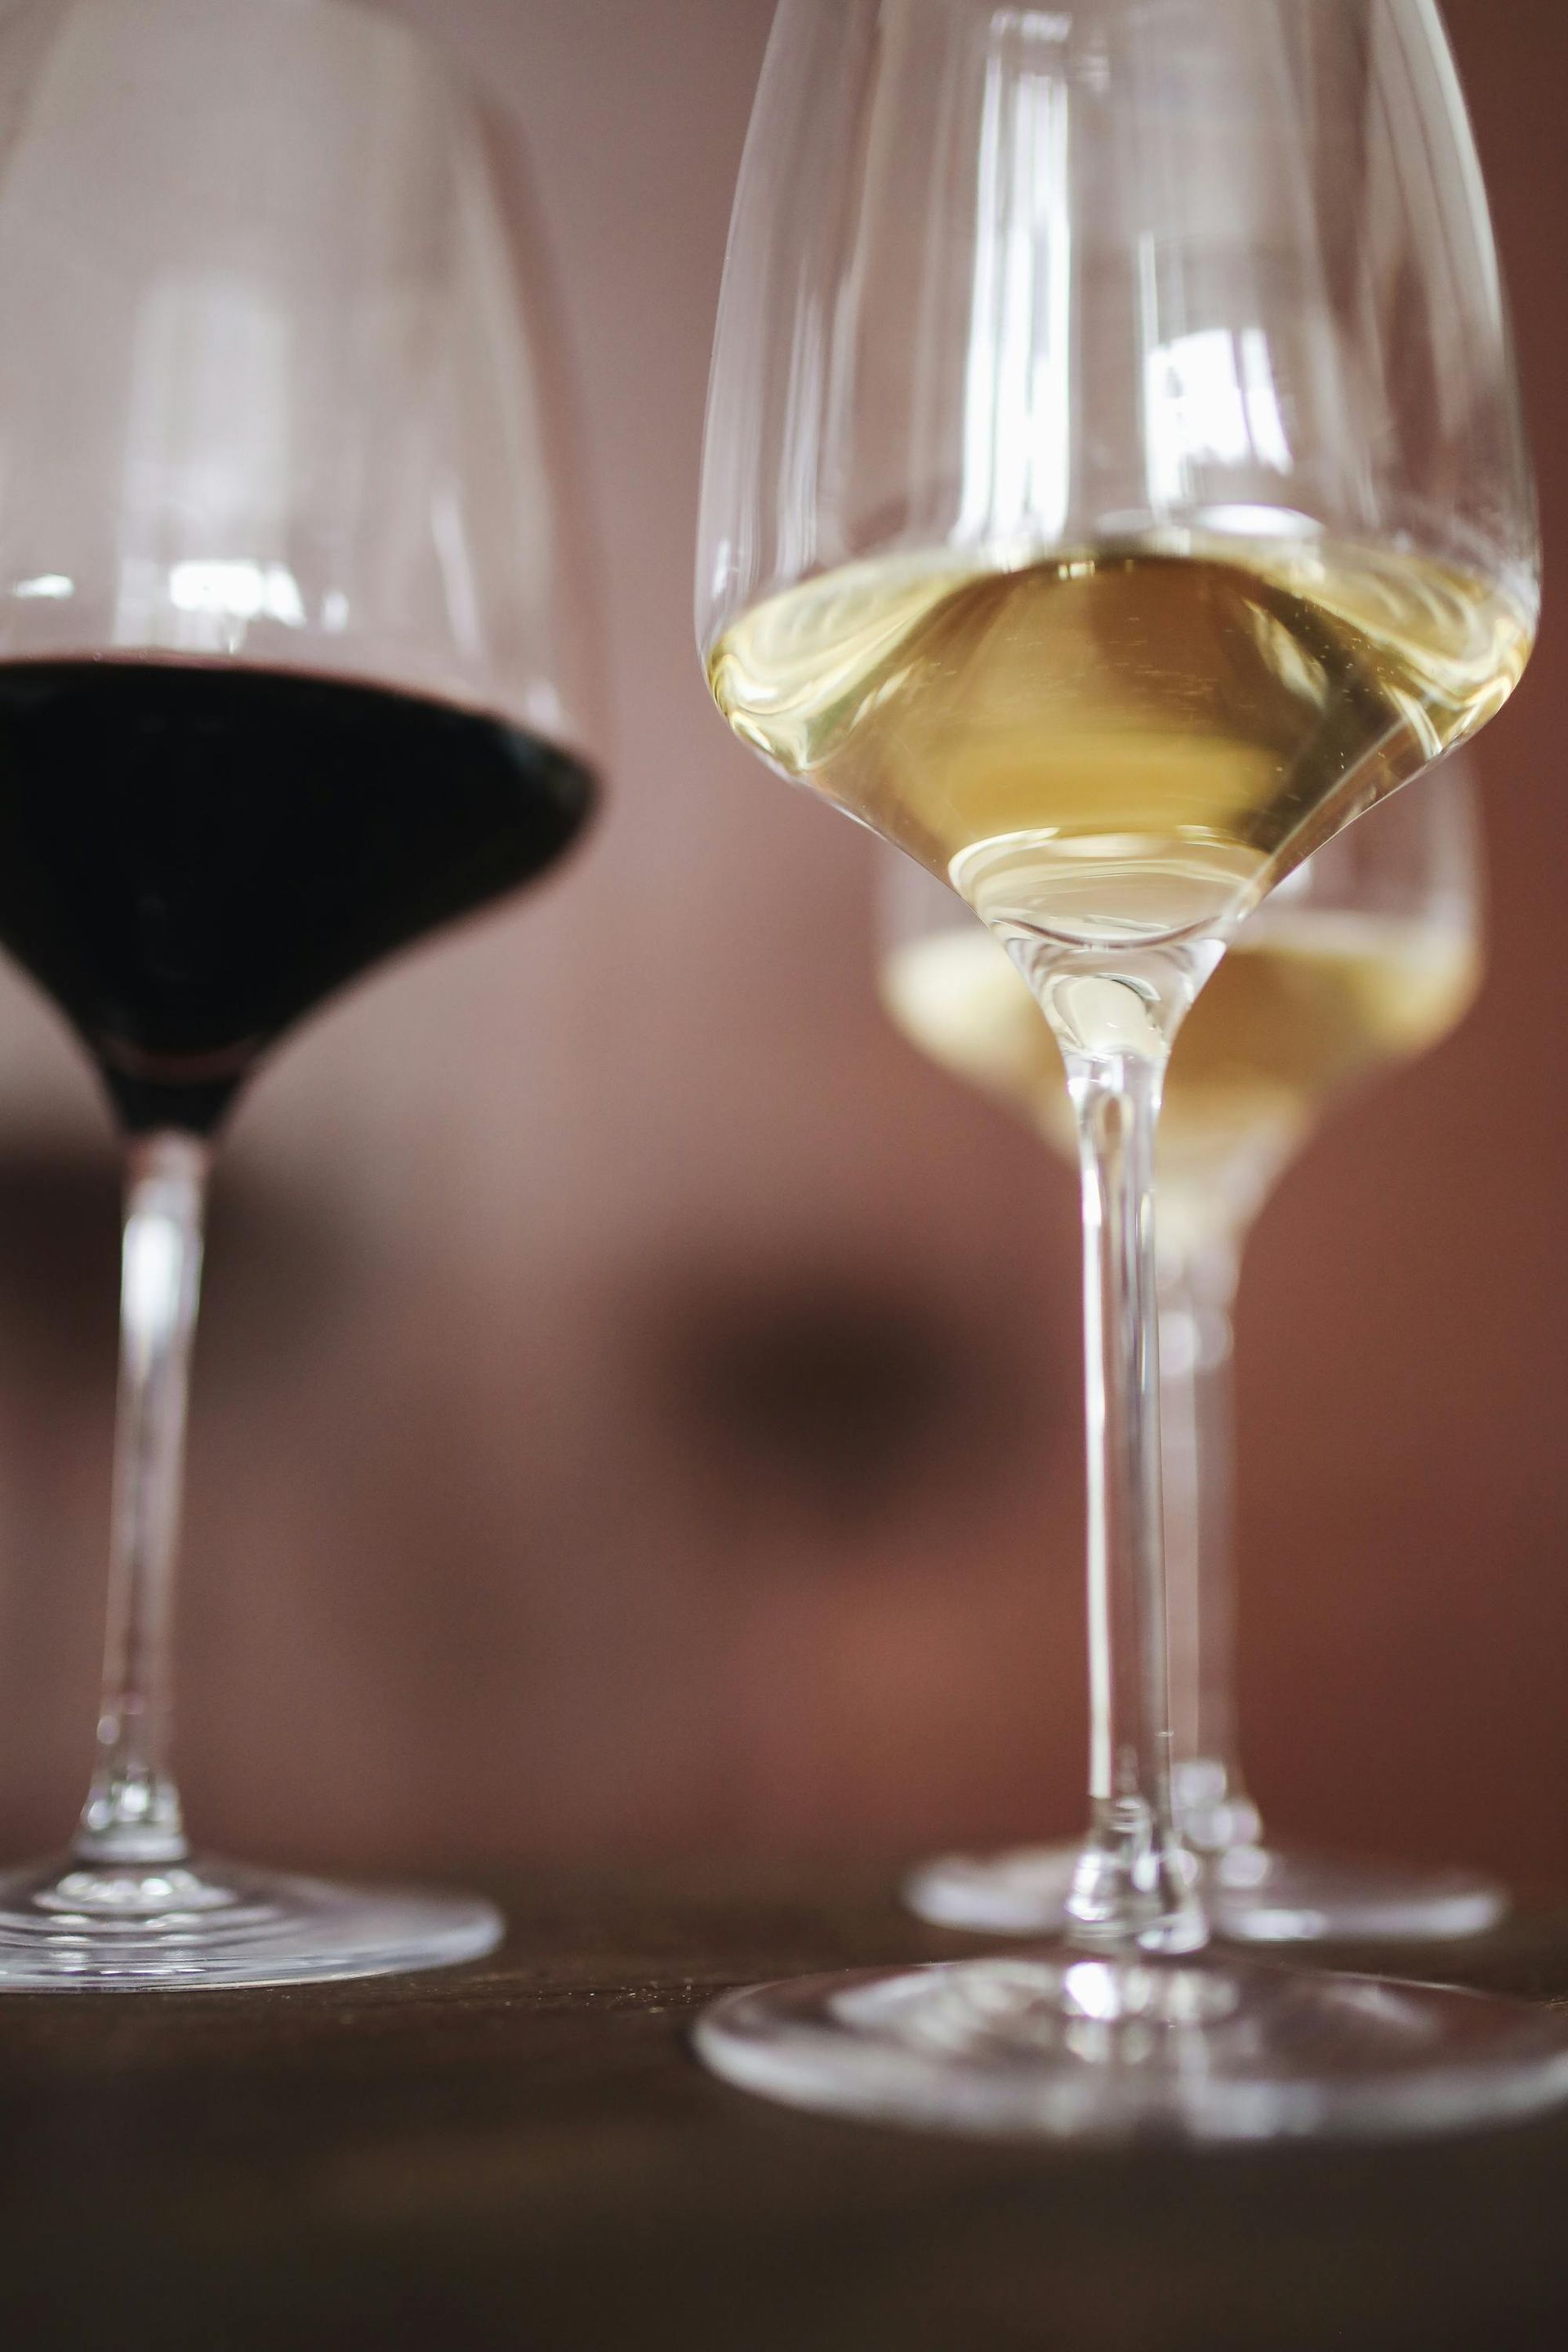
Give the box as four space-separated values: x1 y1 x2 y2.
694 0 1568 2137
887 758 1508 1944
0 0 597 1986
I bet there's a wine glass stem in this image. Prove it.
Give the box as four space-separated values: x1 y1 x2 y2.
1159 1234 1263 1855
74 1130 210 1867
1064 1051 1205 1954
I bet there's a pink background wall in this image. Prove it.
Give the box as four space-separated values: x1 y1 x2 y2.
0 0 1559 1892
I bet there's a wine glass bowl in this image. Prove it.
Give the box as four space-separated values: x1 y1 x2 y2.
0 0 595 1141
0 0 595 1986
695 0 1566 2138
698 0 1537 971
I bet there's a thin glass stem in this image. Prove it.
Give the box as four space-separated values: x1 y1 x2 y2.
1060 1035 1205 1956
74 1131 209 1866
1159 1232 1263 1856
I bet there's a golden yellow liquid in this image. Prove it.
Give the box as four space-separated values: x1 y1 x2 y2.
881 914 1480 1238
710 541 1528 944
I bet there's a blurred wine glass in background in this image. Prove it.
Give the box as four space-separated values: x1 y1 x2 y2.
884 755 1503 1944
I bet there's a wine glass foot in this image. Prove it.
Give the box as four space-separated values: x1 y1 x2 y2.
905 1841 1508 1944
0 1851 503 1988
904 1842 1080 1934
1209 1846 1508 1944
694 1951 1568 2143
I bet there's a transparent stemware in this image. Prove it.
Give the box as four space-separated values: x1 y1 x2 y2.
885 758 1509 1945
693 0 1568 2138
0 0 596 1987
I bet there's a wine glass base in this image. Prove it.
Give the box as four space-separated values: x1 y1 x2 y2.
0 1851 503 1989
694 1951 1568 2143
904 1842 1081 1934
905 1842 1508 1944
1209 1846 1507 1944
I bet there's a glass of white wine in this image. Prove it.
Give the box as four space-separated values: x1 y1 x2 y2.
694 0 1568 2139
884 756 1504 1945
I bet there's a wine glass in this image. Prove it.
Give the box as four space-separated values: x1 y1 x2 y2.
884 756 1508 1944
0 0 596 1986
694 0 1568 2137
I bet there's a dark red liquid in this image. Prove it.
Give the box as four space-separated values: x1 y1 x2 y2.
0 660 595 1133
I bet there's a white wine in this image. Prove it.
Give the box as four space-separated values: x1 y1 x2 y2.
881 912 1480 1241
710 539 1528 947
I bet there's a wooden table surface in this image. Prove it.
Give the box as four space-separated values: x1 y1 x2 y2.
0 1863 1564 2350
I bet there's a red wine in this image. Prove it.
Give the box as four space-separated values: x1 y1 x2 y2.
0 660 595 1133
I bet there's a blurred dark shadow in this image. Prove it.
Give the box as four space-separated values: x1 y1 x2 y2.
644 1254 1055 1536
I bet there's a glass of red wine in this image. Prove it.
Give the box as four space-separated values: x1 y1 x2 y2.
0 0 596 1984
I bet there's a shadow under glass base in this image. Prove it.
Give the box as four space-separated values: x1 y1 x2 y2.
904 1842 1507 1945
694 1951 1568 2143
0 1851 503 1988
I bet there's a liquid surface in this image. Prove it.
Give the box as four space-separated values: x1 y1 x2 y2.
0 661 595 1132
711 541 1526 947
881 912 1480 1245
